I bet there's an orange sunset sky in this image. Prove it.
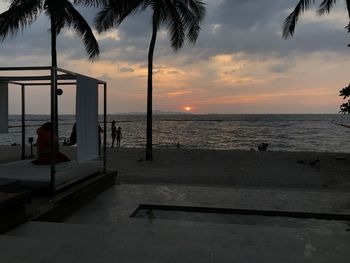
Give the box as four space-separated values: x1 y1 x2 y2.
1 0 349 114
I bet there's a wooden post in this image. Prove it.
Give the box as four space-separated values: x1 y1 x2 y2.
21 84 25 160
103 83 107 173
50 66 57 196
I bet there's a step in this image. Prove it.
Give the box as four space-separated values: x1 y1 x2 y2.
0 178 21 192
33 171 117 222
0 191 31 234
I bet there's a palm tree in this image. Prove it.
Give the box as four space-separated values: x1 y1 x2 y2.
282 1 350 114
95 0 206 160
282 0 350 38
0 0 100 62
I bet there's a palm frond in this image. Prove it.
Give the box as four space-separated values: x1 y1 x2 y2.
346 0 350 21
182 0 206 22
346 22 350 32
0 0 42 41
95 0 205 51
62 0 100 60
95 0 146 33
176 0 205 45
163 1 185 50
45 0 69 34
73 0 109 8
282 0 316 38
318 0 336 15
95 4 119 32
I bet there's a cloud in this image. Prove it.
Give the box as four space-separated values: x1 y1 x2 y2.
118 66 134 73
1 0 349 113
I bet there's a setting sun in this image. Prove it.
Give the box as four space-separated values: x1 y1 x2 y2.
184 106 192 112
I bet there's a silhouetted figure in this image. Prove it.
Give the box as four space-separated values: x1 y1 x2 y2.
67 124 77 146
36 122 58 157
117 127 122 147
111 120 117 148
63 124 77 146
32 122 69 164
98 125 104 155
258 143 269 151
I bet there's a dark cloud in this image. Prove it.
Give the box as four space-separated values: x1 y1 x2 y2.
1 0 349 70
118 66 134 73
269 63 292 73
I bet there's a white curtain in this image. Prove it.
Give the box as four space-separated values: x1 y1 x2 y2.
0 83 8 134
76 76 99 163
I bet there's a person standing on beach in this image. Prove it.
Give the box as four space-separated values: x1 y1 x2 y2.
67 124 77 146
111 120 117 148
98 125 103 155
117 127 122 147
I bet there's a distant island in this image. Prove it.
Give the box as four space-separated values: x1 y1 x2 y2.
112 110 193 115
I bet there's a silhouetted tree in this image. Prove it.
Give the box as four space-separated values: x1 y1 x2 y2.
95 0 206 160
0 0 100 65
282 0 350 39
340 84 350 114
282 0 350 113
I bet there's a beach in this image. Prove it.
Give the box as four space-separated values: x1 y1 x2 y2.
1 147 350 263
110 148 350 190
1 146 349 190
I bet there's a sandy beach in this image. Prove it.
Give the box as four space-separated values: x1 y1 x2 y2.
109 148 350 190
1 146 349 190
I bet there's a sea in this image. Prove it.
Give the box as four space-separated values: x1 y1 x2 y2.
1 114 350 153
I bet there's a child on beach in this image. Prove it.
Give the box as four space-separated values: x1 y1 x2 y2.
111 120 117 148
98 125 103 155
63 123 76 146
117 127 122 147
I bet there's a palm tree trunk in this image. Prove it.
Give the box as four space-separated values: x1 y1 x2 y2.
146 19 157 161
51 19 59 138
50 16 57 194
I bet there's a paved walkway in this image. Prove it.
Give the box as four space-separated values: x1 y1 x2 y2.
1 184 349 262
2 219 350 263
66 184 350 225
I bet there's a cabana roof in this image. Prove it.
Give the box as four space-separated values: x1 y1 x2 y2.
0 66 106 86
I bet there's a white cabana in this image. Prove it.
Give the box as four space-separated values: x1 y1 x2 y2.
0 66 107 193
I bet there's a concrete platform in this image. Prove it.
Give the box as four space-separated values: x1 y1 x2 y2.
2 217 350 263
2 184 349 262
0 159 103 190
65 184 350 225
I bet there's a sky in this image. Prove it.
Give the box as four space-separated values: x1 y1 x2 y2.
0 0 350 114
